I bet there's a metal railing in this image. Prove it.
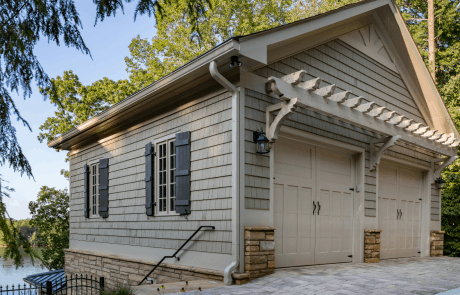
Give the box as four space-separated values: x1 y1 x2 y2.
0 274 104 295
138 225 215 285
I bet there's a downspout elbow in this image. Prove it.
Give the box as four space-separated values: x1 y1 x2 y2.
210 60 240 285
210 61 237 95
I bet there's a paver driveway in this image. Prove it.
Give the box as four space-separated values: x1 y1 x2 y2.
166 257 460 294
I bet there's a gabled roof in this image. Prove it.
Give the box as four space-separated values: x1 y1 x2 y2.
48 0 458 151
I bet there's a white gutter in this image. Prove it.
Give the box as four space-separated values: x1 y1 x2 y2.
209 61 240 285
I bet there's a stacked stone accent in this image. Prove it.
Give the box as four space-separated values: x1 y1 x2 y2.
430 230 445 257
364 229 381 263
232 226 275 285
65 249 223 288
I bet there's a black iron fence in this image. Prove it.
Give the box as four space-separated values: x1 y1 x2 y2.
0 275 104 295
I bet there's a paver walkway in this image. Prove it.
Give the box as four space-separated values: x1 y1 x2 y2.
160 257 460 295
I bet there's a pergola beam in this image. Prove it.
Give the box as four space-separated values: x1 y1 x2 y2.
265 73 457 157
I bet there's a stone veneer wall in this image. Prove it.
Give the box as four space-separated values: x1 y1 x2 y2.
364 229 381 263
430 230 445 257
232 227 275 285
65 249 224 288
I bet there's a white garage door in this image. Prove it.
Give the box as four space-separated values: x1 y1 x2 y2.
274 138 354 268
378 161 422 259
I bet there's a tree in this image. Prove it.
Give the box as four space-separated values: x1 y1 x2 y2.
0 176 38 266
0 0 211 178
441 164 460 256
29 186 69 270
1 0 212 268
39 0 362 142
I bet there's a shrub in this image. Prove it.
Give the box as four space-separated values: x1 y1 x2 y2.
102 283 137 295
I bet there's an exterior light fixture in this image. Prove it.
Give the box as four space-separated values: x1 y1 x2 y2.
253 128 271 154
229 56 242 68
435 177 447 190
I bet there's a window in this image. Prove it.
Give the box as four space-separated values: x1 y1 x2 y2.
91 163 99 216
157 139 176 214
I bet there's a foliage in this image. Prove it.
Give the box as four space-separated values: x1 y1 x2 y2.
0 0 212 178
39 0 361 142
38 71 139 143
396 0 460 129
0 0 90 178
102 283 137 295
0 0 228 269
0 219 38 246
0 176 38 266
441 163 460 256
28 186 69 270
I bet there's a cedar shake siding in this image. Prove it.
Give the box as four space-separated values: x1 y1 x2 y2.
68 90 233 259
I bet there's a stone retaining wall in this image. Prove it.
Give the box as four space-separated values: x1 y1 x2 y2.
232 226 275 285
430 230 445 257
65 249 224 288
364 229 381 263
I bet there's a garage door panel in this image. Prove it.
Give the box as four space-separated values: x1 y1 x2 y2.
319 171 352 188
379 165 397 183
379 162 422 259
275 139 354 268
379 183 397 199
274 138 316 268
317 149 351 171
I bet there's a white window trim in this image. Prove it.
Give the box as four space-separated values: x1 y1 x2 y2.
87 158 102 219
154 133 180 216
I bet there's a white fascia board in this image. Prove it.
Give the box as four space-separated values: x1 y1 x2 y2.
384 2 460 138
237 0 390 65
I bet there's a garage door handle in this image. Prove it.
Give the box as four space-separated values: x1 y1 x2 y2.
313 201 316 215
317 202 321 215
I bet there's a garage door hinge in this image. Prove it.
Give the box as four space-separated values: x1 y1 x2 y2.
348 255 353 258
418 251 421 254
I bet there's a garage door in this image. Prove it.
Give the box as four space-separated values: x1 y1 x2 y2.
274 138 354 268
378 161 422 259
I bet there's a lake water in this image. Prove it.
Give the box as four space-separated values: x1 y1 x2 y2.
0 248 46 288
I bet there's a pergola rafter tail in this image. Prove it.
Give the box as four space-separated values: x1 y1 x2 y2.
264 70 458 157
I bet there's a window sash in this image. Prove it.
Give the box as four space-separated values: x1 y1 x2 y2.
156 139 176 215
91 163 99 216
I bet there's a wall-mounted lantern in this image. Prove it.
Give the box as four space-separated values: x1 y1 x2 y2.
253 128 271 154
435 177 447 190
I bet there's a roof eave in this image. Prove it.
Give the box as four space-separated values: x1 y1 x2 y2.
48 39 239 150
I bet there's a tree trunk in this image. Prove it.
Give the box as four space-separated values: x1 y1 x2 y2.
428 0 436 83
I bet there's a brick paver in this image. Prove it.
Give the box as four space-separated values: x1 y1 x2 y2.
167 257 460 294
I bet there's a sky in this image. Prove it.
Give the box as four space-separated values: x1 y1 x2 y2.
0 2 157 220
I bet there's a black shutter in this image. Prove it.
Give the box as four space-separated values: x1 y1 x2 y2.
99 158 109 218
175 132 191 214
83 164 90 218
145 143 155 216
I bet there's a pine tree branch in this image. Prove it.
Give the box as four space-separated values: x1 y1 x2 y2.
0 2 27 26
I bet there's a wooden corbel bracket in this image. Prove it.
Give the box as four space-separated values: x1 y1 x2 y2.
266 98 299 143
432 156 458 182
369 135 401 170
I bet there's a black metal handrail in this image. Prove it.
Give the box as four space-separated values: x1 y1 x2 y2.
138 225 215 285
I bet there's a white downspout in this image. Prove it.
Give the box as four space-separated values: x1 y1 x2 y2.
209 61 240 285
